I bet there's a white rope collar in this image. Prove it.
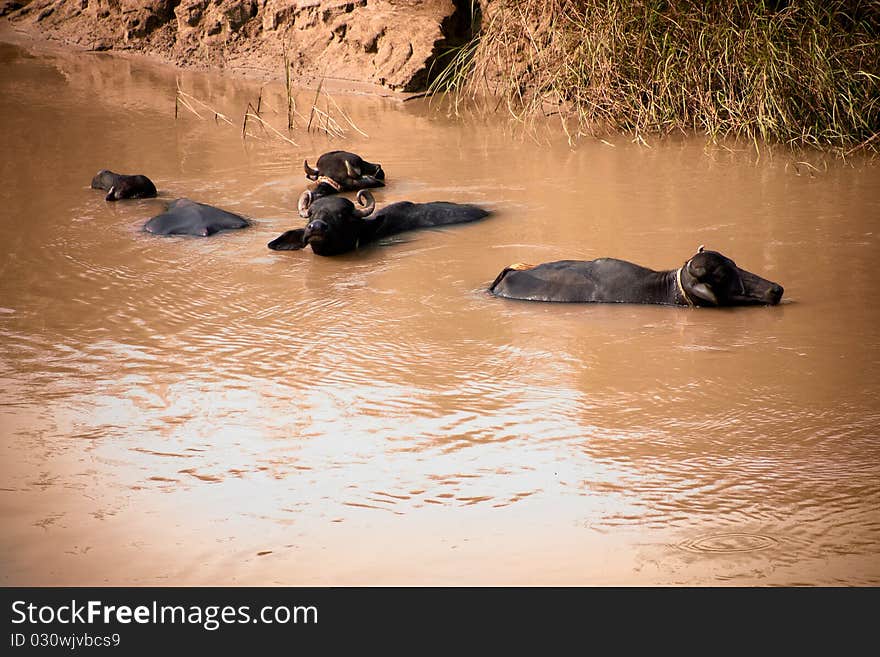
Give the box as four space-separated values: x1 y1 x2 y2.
675 266 695 307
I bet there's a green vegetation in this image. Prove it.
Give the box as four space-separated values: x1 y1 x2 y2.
429 0 880 153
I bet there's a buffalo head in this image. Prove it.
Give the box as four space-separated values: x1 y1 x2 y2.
303 150 385 198
679 246 784 306
90 169 157 201
268 189 376 255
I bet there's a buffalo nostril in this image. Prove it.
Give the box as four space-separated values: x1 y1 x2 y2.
769 283 784 302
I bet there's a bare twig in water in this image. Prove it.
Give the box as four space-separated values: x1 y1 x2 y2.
306 78 324 133
176 71 367 148
309 106 347 138
844 131 880 157
252 89 269 137
242 101 255 140
175 80 234 126
243 111 300 146
324 93 369 138
283 42 295 131
176 95 204 120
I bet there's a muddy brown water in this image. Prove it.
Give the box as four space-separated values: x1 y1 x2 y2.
1 37 879 586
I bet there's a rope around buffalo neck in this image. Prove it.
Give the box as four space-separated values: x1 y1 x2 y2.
316 175 342 191
675 266 695 307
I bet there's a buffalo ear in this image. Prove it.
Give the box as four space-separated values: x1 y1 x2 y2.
687 259 707 279
344 160 361 178
268 229 306 251
298 190 313 218
105 186 118 202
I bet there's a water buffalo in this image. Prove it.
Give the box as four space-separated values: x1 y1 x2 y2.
490 247 784 307
144 199 251 237
91 169 157 201
303 150 385 199
267 189 489 256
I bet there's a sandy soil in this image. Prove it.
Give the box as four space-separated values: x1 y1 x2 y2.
2 0 473 93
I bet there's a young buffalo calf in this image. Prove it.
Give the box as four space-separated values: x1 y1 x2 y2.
91 169 157 201
303 150 385 200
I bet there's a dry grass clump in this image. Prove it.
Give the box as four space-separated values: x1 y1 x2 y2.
430 0 880 152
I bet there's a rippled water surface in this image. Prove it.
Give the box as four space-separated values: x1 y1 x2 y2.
1 35 879 585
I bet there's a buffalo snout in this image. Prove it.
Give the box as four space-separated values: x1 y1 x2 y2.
304 219 330 241
765 282 784 305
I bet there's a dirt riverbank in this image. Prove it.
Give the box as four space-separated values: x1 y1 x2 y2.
2 0 477 92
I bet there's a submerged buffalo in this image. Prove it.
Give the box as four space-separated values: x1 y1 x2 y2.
144 199 251 237
490 247 784 307
303 150 385 199
267 189 489 256
91 169 157 201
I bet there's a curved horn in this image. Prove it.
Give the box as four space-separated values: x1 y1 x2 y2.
298 190 313 218
352 189 375 218
698 244 705 253
304 159 319 180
